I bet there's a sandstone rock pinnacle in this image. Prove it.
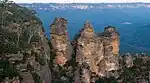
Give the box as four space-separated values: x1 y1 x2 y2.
50 18 73 65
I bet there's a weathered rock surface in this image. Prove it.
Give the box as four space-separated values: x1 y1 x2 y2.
74 21 120 82
124 53 134 68
50 18 74 82
98 26 120 76
50 18 73 65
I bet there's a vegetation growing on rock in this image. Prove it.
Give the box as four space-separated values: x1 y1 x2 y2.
0 0 51 83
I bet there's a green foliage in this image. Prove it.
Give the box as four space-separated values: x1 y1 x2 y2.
0 30 20 54
0 1 47 82
0 2 43 53
31 72 42 83
3 65 19 78
0 2 40 26
23 21 41 44
0 60 20 81
120 67 140 83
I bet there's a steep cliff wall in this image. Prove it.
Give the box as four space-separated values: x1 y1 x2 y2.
0 2 51 83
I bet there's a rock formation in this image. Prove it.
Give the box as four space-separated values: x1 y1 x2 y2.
104 26 120 55
72 21 120 82
74 21 103 82
50 18 74 82
124 53 134 68
98 26 120 76
50 18 73 65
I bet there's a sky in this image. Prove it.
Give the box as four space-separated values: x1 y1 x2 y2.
12 0 150 3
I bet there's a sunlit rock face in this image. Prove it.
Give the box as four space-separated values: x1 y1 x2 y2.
76 21 104 75
104 26 120 55
98 26 120 76
50 18 74 83
76 23 120 79
50 18 73 65
103 26 120 72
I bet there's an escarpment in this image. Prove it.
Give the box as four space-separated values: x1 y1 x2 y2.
0 2 51 83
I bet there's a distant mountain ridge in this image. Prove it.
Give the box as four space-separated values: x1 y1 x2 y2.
19 3 150 11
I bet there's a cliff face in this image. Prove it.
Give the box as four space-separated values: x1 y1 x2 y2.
0 2 51 83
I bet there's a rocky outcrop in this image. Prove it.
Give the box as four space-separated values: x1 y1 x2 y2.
48 18 150 83
124 53 134 68
98 26 120 76
50 18 74 82
104 26 120 55
50 18 73 65
74 22 119 81
75 21 104 83
76 21 104 73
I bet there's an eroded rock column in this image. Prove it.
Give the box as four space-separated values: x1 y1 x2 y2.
50 18 73 65
98 26 120 76
75 21 104 83
50 18 74 82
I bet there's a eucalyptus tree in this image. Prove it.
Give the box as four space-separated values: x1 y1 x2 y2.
24 20 41 44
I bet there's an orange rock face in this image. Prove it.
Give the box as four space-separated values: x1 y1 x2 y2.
50 18 73 65
111 41 119 55
111 33 120 55
75 24 120 79
76 21 104 75
104 26 120 55
55 55 67 65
